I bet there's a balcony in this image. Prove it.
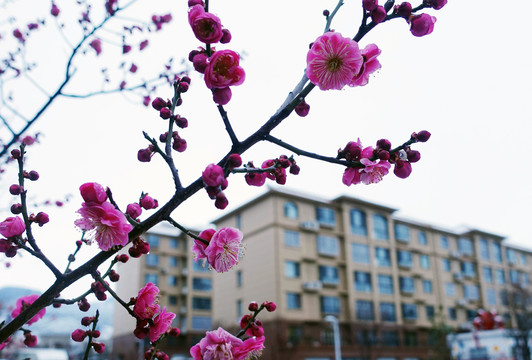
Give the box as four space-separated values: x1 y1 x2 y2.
302 281 322 292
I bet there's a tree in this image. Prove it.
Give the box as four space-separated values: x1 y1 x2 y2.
0 0 448 358
502 283 532 360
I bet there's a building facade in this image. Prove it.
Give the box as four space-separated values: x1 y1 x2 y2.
112 222 213 360
212 188 532 360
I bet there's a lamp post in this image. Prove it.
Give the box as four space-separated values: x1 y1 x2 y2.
324 315 342 360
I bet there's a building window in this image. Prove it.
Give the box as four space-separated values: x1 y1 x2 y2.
192 277 212 291
320 296 340 314
317 235 339 256
192 260 209 272
466 310 477 320
352 243 370 264
418 231 427 245
423 279 433 294
520 253 527 266
145 254 159 267
375 247 391 267
461 261 476 277
381 331 399 346
458 238 473 255
404 331 418 347
284 201 298 219
168 295 177 305
522 272 529 286
486 288 497 306
397 250 412 268
399 277 415 294
236 214 242 229
402 304 418 320
357 330 377 346
169 237 179 249
464 285 479 300
448 307 457 320
356 300 374 321
236 270 242 287
287 292 302 309
285 260 300 278
419 254 430 269
284 230 300 247
145 273 158 285
510 269 519 284
426 305 435 320
146 234 160 248
479 238 490 260
288 325 303 345
192 297 211 310
506 248 517 265
316 207 336 227
441 259 451 272
500 290 509 306
492 242 502 263
168 275 177 286
168 256 178 267
440 236 449 249
445 283 456 297
350 209 367 235
191 316 212 330
380 302 396 322
354 271 372 292
319 265 339 285
394 224 410 242
373 214 389 240
378 274 394 294
483 267 493 283
496 269 506 284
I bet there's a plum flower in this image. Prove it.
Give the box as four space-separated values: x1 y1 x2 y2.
188 5 224 44
359 158 391 184
202 164 225 187
133 282 160 320
75 201 133 251
306 32 363 90
410 14 437 37
204 50 245 89
148 307 176 342
234 336 265 360
193 227 243 272
192 228 215 261
11 294 46 325
350 44 381 87
190 327 244 360
0 216 25 238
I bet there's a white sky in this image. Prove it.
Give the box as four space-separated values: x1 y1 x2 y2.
0 0 531 294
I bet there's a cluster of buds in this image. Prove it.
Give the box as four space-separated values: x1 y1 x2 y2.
91 279 109 301
28 212 49 227
23 330 37 347
201 163 230 210
0 216 26 258
128 237 150 258
144 346 174 360
239 301 277 337
78 298 91 312
244 155 300 187
71 315 105 354
160 131 187 153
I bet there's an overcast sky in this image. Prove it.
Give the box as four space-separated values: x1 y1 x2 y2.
1 0 531 294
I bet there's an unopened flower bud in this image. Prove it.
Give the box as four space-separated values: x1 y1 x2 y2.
263 301 277 312
407 150 421 163
248 301 259 312
137 148 153 163
138 240 150 254
51 3 60 16
212 87 232 105
377 150 390 161
92 342 105 354
220 29 232 44
178 82 189 93
71 329 87 342
192 53 208 74
227 154 242 169
168 327 180 337
371 6 387 23
34 212 49 226
393 159 412 179
289 163 300 175
376 138 392 151
240 314 252 328
126 203 142 219
295 99 310 117
394 2 412 19
414 130 431 142
28 170 39 181
152 97 167 111
363 0 378 11
159 108 172 119
109 270 120 282
9 184 23 195
24 333 37 347
129 246 141 258
91 330 101 338
323 9 330 16
81 316 94 326
11 149 21 159
181 76 191 84
78 298 90 312
215 192 228 210
117 254 129 263
10 204 22 215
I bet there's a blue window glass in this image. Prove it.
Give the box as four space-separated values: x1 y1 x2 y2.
356 300 374 321
321 296 340 314
496 269 506 284
287 292 301 309
394 224 410 242
192 297 211 310
192 277 212 291
397 250 412 268
380 302 396 322
418 231 427 245
402 304 417 320
520 253 527 265
191 316 212 330
440 236 449 249
317 235 339 256
492 242 503 263
284 202 298 219
464 285 479 300
445 282 456 297
378 274 394 294
479 238 490 260
458 238 473 255
193 260 209 272
375 247 391 267
284 230 300 247
426 305 435 319
486 288 497 306
423 279 433 294
236 270 242 287
169 256 178 267
352 243 370 264
354 271 372 292
236 214 242 229
506 248 517 265
316 207 336 227
319 265 339 285
522 272 529 286
168 275 177 286
382 331 399 346
236 299 242 317
350 209 367 235
145 273 158 285
442 259 451 272
146 254 159 267
169 237 179 249
373 214 389 240
146 234 160 248
419 254 430 269
448 307 457 320
461 261 476 277
285 260 300 278
483 267 493 283
510 269 519 284
400 277 415 294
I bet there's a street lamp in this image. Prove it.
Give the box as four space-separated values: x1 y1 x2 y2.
324 315 342 360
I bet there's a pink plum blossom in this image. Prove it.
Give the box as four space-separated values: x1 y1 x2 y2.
126 203 142 219
190 327 244 360
0 216 25 238
342 167 363 186
133 282 160 320
394 159 413 178
148 307 176 342
11 294 46 325
204 227 243 272
234 336 265 360
306 32 363 90
79 182 107 204
89 38 102 55
350 43 381 87
75 202 133 251
192 228 215 261
202 164 225 187
245 172 267 187
204 50 245 89
359 158 391 184
188 5 224 44
409 14 437 37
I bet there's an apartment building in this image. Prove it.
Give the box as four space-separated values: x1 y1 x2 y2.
112 222 213 359
212 187 532 360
